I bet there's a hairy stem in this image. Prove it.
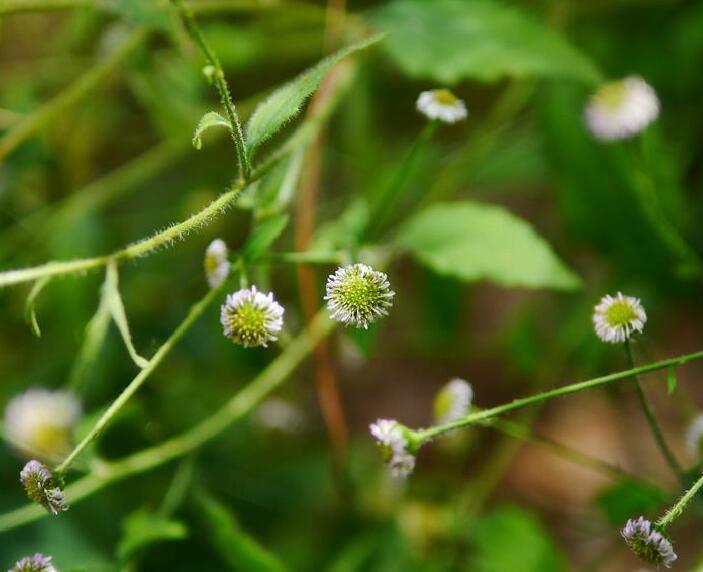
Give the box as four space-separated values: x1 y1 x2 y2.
625 341 682 479
172 0 251 180
657 470 703 529
417 347 703 442
0 310 335 533
55 282 225 474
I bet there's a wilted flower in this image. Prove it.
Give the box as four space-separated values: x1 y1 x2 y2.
4 389 81 461
369 418 416 478
686 413 703 456
434 378 473 425
204 238 230 288
220 286 284 348
325 264 394 329
9 553 57 572
593 292 646 344
584 76 659 141
621 516 677 568
416 89 467 123
20 460 67 515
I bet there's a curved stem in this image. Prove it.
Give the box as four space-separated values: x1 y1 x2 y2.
417 347 703 443
625 341 682 479
657 471 703 529
55 282 225 474
0 310 335 533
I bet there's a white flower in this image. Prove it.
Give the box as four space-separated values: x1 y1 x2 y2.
204 238 230 288
434 378 473 425
369 418 416 479
9 553 57 572
416 89 467 123
220 286 284 348
325 264 394 329
584 76 659 141
20 460 67 515
593 292 647 344
621 516 677 568
4 389 81 461
686 413 703 456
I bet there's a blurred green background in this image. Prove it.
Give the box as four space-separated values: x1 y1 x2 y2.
1 0 703 570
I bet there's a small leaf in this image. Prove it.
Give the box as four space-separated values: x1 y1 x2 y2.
195 491 288 572
24 276 51 338
68 292 112 391
243 214 290 261
596 480 666 526
396 201 581 290
104 261 150 369
193 111 232 150
245 34 385 156
373 0 601 85
667 367 678 395
117 508 188 561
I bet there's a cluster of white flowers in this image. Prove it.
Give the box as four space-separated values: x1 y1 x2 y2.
204 238 230 288
584 76 659 141
593 292 647 344
433 378 473 425
9 553 57 572
4 389 81 461
220 286 284 348
20 460 67 515
369 419 416 478
325 264 395 329
416 89 467 124
621 516 677 568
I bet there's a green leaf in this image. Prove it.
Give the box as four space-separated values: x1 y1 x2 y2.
106 0 172 30
24 276 51 338
596 480 666 526
194 491 288 572
193 111 232 150
117 508 188 561
245 34 385 156
396 201 581 290
667 367 678 395
243 214 290 261
372 0 601 84
470 506 565 572
104 261 150 369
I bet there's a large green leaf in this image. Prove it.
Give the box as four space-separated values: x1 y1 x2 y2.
245 34 384 156
470 506 566 572
395 201 580 290
117 509 188 561
596 480 666 526
372 0 601 84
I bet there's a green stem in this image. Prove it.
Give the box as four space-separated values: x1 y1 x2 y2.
0 28 147 164
55 281 225 475
172 0 251 181
625 341 682 479
417 347 703 443
0 310 335 533
657 471 703 529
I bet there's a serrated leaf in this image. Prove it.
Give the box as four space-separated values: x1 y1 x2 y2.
195 491 288 572
396 201 581 290
470 506 566 572
24 276 51 338
667 367 678 395
193 111 232 150
104 261 150 369
243 214 290 261
245 34 384 156
596 480 666 526
117 508 188 561
372 0 601 85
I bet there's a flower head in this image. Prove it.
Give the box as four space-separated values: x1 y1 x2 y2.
20 460 67 515
416 89 467 123
686 413 703 456
621 516 677 568
585 76 659 141
325 264 394 329
204 238 230 288
220 286 284 348
369 418 416 478
434 378 473 425
593 292 646 344
4 389 81 461
9 553 57 572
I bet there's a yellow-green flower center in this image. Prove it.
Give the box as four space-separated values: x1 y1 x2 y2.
605 300 638 327
227 302 268 346
204 253 221 277
433 89 459 106
593 80 627 110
